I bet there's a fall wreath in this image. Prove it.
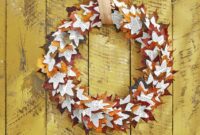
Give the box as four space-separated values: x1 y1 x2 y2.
38 0 175 133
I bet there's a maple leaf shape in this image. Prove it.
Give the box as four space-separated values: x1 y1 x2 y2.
59 21 72 29
91 112 104 127
156 80 169 94
146 73 158 85
161 45 171 59
135 32 150 48
73 14 90 32
154 60 171 77
43 54 55 71
133 106 149 122
120 95 130 105
76 87 89 100
152 31 164 45
61 96 75 112
112 10 123 29
68 30 84 46
145 46 159 61
124 16 142 35
58 80 75 96
114 112 129 125
137 92 155 106
80 1 95 15
112 0 127 8
58 44 77 62
145 16 160 30
49 72 66 89
85 100 109 112
48 45 57 54
52 30 70 49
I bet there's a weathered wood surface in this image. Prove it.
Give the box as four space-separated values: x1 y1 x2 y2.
131 0 172 135
173 0 200 135
6 0 46 134
1 0 200 135
0 0 6 134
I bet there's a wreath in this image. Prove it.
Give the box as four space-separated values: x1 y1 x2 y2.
38 0 175 133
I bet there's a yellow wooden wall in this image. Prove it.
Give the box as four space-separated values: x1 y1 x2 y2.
0 0 200 135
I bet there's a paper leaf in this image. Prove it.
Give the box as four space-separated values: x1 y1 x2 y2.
49 72 66 89
76 87 89 100
152 31 164 45
59 44 77 62
124 16 142 35
120 95 130 105
133 106 149 122
112 10 123 29
156 80 169 94
73 14 90 32
68 30 84 46
145 46 159 61
61 96 75 112
43 54 55 71
59 80 75 96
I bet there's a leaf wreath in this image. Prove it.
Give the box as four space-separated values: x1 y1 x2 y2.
38 0 175 134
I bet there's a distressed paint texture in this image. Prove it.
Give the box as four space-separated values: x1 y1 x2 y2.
173 0 200 135
0 0 200 135
6 0 46 134
0 0 6 134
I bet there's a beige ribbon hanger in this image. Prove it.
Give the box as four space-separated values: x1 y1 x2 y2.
97 0 113 24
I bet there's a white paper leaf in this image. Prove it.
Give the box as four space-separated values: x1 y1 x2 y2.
52 30 69 49
137 92 154 106
145 46 159 61
67 66 76 77
58 21 72 29
85 100 109 112
114 112 129 125
73 14 90 32
68 30 84 46
48 45 57 54
105 115 113 128
133 106 149 122
43 54 55 71
154 60 171 76
161 45 171 59
58 44 77 62
152 31 164 45
49 72 66 89
61 96 75 112
146 73 158 85
59 80 75 96
120 95 130 105
124 16 142 35
112 10 123 29
91 112 104 127
76 87 89 100
113 0 127 8
125 103 134 111
156 80 169 94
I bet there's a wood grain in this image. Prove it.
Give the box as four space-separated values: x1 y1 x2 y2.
1 0 200 135
0 0 6 134
173 0 200 134
89 26 130 135
6 0 46 134
46 0 88 135
131 0 172 135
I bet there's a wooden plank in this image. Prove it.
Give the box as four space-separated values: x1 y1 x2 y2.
0 0 6 134
46 0 88 134
6 0 46 134
131 0 172 135
173 0 200 135
89 26 130 135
